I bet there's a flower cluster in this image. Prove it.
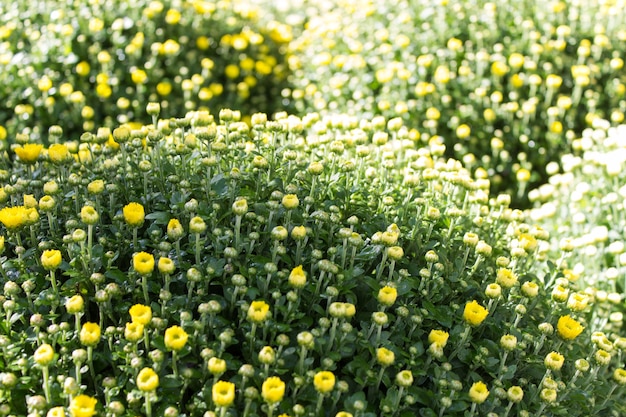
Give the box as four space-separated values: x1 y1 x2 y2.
0 0 292 142
286 0 626 205
0 108 624 417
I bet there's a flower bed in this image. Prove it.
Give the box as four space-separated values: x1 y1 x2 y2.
286 0 626 205
0 109 624 416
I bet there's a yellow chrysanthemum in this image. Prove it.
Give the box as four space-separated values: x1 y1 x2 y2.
48 143 70 163
377 286 398 307
556 315 584 341
164 325 188 351
469 381 489 404
69 394 97 417
79 322 101 346
288 265 307 289
129 304 152 325
136 367 159 392
212 380 236 407
14 143 43 164
313 371 336 394
261 376 285 404
41 249 62 271
428 329 450 348
33 343 55 366
133 252 155 275
66 295 84 314
124 321 144 343
463 300 489 326
123 202 145 227
0 206 29 231
248 300 270 323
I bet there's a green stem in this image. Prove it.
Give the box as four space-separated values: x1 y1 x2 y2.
195 233 201 266
49 270 58 294
234 215 242 252
172 350 179 377
42 365 51 403
392 386 405 416
315 394 325 417
142 275 149 305
145 391 152 417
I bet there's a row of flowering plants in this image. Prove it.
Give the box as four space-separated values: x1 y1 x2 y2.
0 0 293 142
0 108 624 416
285 0 626 205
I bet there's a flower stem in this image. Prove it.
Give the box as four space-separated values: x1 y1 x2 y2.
171 350 179 377
41 365 51 403
145 391 153 417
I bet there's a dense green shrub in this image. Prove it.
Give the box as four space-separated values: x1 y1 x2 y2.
0 110 624 417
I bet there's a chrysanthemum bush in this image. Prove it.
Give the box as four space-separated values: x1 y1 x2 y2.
0 109 625 417
528 120 626 300
285 0 626 205
0 0 292 142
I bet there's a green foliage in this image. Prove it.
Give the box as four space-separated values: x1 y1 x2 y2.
0 110 623 416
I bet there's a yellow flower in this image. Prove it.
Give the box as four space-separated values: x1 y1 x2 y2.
469 381 489 404
124 321 144 342
496 268 518 289
80 205 99 225
14 143 43 164
377 286 398 307
69 394 97 417
208 357 227 375
556 315 584 341
33 343 55 366
129 304 152 325
544 351 565 371
291 225 307 240
158 257 175 275
507 386 524 403
47 406 66 417
87 180 104 195
123 202 145 227
395 370 413 387
167 218 184 240
376 347 395 367
23 194 37 209
79 322 101 346
41 249 63 271
133 252 155 275
212 380 236 407
164 325 188 351
0 206 29 231
248 300 270 323
428 330 449 348
613 368 626 385
463 300 489 326
66 295 84 314
131 68 148 84
48 144 70 163
189 216 207 234
282 194 299 210
288 265 307 289
261 376 285 404
136 367 159 392
232 199 248 216
313 371 336 394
